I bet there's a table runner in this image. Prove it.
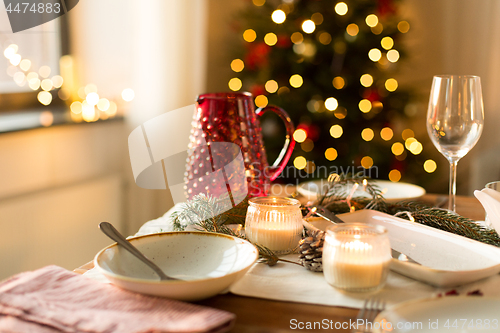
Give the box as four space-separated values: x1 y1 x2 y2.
84 205 500 309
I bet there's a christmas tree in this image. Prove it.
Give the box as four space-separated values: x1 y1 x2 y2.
228 0 436 185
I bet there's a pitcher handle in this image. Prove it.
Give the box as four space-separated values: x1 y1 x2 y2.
255 105 295 181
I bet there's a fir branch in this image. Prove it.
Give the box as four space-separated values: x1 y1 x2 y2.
395 208 500 247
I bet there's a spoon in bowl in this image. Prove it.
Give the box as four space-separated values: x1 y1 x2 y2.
99 222 179 281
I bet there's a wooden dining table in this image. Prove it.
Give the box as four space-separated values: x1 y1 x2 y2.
75 194 486 333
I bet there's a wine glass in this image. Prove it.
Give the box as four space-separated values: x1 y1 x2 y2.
427 75 484 212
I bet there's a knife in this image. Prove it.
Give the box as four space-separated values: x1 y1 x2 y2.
308 206 421 265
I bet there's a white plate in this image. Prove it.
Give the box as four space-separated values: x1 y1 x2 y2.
373 297 500 333
298 179 426 202
303 210 500 287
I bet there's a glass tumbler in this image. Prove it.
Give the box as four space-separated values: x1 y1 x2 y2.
245 197 303 254
323 224 391 292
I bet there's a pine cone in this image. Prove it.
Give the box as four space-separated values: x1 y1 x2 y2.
298 229 325 272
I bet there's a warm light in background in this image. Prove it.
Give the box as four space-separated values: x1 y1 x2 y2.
293 129 307 143
385 78 398 92
330 124 343 138
380 127 394 141
424 159 437 173
28 78 40 90
301 139 314 152
312 12 324 24
41 79 53 91
402 129 415 140
302 20 316 33
325 147 338 161
86 92 100 106
255 95 268 107
305 161 316 174
381 37 394 50
37 91 52 105
387 49 400 63
230 59 244 72
82 102 96 122
365 14 379 27
291 32 304 44
391 142 404 155
360 74 373 87
85 84 97 94
19 59 31 71
39 65 51 78
3 44 18 59
39 111 54 127
252 0 265 6
325 97 338 111
358 99 372 113
346 24 359 36
371 23 384 35
405 137 417 150
264 33 278 46
228 78 242 91
318 31 332 45
332 76 345 89
121 88 135 102
243 29 257 42
361 156 374 169
368 48 382 62
398 21 410 33
289 74 303 88
97 98 110 111
409 141 423 155
265 80 278 93
389 169 401 182
271 9 286 24
52 75 63 88
294 156 307 169
335 2 348 15
361 128 374 141
70 101 83 114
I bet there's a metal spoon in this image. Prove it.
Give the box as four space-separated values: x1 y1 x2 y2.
99 222 179 281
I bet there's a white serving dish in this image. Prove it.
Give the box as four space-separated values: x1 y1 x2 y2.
298 179 426 202
303 210 500 287
95 231 258 301
374 296 500 333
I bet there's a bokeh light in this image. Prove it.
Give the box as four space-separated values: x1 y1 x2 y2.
391 142 405 155
361 156 374 169
264 33 278 46
398 21 410 33
330 124 343 138
325 148 338 161
289 74 303 88
381 37 394 50
332 76 345 89
360 74 373 87
291 32 304 44
302 20 316 34
325 97 338 111
358 99 372 113
294 156 307 169
380 127 394 141
231 59 244 72
243 29 257 42
361 128 374 141
385 78 398 92
365 14 379 27
293 129 307 143
387 49 400 63
346 24 359 36
424 159 437 173
368 48 382 62
265 80 278 93
389 169 401 182
122 88 135 102
335 2 348 15
271 9 286 24
255 95 268 107
228 78 242 91
37 91 52 105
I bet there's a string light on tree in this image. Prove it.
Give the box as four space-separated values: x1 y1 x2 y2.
233 0 430 184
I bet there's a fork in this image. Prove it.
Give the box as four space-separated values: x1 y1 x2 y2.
353 298 386 333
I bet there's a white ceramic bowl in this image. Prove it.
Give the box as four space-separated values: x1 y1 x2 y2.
94 231 258 301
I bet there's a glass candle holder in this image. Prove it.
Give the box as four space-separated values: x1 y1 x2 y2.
323 224 391 293
245 197 303 254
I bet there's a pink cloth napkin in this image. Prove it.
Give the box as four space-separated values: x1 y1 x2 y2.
0 265 235 333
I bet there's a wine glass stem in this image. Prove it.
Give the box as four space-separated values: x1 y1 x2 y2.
448 160 458 212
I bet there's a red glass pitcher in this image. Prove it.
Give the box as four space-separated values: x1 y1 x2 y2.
186 92 295 198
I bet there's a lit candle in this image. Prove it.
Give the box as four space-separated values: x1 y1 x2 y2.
323 224 391 292
245 197 303 254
